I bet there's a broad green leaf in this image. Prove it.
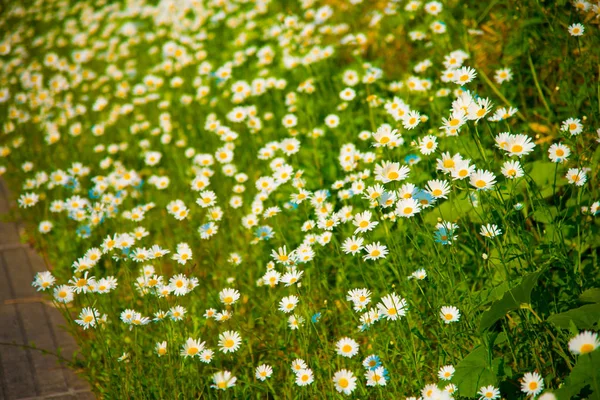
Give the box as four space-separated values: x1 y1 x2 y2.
478 269 545 333
554 351 600 400
547 303 600 330
453 346 498 398
580 288 600 304
473 281 510 308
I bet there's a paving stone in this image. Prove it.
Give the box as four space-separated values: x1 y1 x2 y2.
0 305 37 399
1 248 39 300
0 222 19 245
17 303 69 397
25 248 49 274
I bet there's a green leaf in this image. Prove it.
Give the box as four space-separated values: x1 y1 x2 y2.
478 268 545 333
554 351 600 400
580 288 600 304
473 281 510 308
453 346 498 398
547 303 600 330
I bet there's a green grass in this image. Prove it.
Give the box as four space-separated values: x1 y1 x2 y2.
0 0 599 398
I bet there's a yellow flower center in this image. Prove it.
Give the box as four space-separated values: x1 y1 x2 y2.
342 344 352 353
338 378 349 388
581 343 595 353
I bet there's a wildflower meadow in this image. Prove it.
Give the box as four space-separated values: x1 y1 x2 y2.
1 0 600 398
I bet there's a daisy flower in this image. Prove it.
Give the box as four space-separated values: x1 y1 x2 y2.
347 288 372 311
418 135 438 155
402 111 421 130
212 371 236 390
375 161 410 183
470 169 497 191
54 285 74 303
342 236 364 255
200 349 214 363
333 369 357 395
451 159 475 180
75 307 100 330
409 269 427 280
279 295 299 313
521 371 544 397
561 117 583 135
568 23 584 36
396 198 421 218
566 168 587 186
336 337 360 358
548 143 570 163
219 288 241 305
494 68 513 84
156 341 167 357
480 224 502 238
478 385 500 400
218 330 242 353
365 367 388 387
295 369 314 386
568 331 599 354
32 271 56 291
255 364 273 381
363 242 388 261
440 306 461 324
426 179 451 199
353 210 378 234
505 134 536 157
377 293 408 321
501 160 524 179
363 354 382 370
291 359 307 373
181 338 205 358
172 243 192 265
438 365 455 381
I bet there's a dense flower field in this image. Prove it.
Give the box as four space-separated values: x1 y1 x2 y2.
1 0 599 398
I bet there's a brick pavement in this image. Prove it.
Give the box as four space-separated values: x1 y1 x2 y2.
0 180 94 400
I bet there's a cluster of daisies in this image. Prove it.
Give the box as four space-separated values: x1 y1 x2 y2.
0 0 595 397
